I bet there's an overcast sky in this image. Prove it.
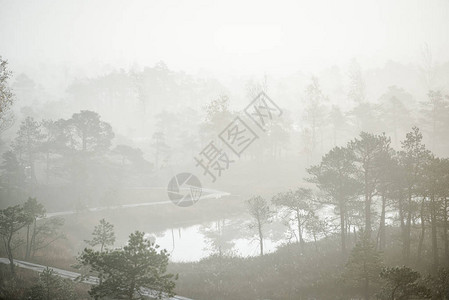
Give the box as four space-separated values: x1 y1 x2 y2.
1 0 449 76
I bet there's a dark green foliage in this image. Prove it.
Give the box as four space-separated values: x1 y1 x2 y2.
348 132 391 238
343 234 383 299
27 267 76 300
79 231 176 299
378 266 430 300
425 268 449 300
307 146 360 254
23 197 45 259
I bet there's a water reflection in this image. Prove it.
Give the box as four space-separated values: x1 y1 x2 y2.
146 219 283 262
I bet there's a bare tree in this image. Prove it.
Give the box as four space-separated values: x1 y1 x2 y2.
272 188 315 253
246 196 272 256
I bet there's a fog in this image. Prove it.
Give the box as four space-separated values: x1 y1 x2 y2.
2 0 449 75
1 1 449 299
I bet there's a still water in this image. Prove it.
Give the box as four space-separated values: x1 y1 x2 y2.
146 221 283 262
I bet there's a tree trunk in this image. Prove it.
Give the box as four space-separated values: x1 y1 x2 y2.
363 276 369 300
340 203 346 256
25 224 31 259
258 220 264 256
46 275 50 300
364 169 372 239
128 279 135 300
5 234 15 276
417 198 425 263
378 194 386 250
297 209 304 253
30 219 37 258
430 195 439 272
404 194 412 264
398 196 406 263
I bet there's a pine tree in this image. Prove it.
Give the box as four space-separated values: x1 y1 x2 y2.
79 231 176 299
398 127 432 264
307 146 360 255
23 197 45 259
27 267 76 300
85 218 115 252
378 266 430 300
343 234 382 300
13 116 44 188
0 205 31 276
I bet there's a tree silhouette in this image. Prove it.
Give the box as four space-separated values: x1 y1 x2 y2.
0 205 31 276
343 234 382 300
348 132 391 239
246 196 272 256
65 110 114 154
398 127 432 264
23 197 45 259
13 116 44 188
378 86 414 147
85 218 115 252
379 266 430 300
307 146 360 255
0 56 14 133
80 231 176 299
420 90 449 154
304 77 327 153
0 150 25 199
272 188 315 252
27 267 75 300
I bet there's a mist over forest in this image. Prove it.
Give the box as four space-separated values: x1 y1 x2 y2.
1 0 449 299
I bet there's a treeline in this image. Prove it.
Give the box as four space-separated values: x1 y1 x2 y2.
0 110 153 208
308 127 449 269
237 127 449 299
172 126 449 299
250 127 449 267
10 59 449 168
